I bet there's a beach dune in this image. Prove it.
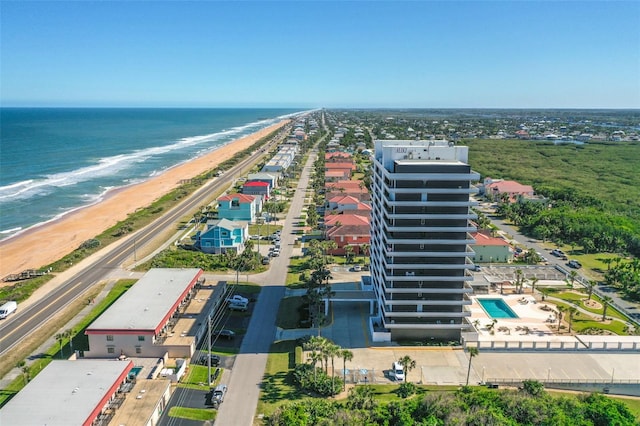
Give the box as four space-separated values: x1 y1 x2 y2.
0 121 288 279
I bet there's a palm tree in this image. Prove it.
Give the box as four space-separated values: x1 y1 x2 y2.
567 271 578 289
21 365 30 385
529 277 539 295
568 306 578 333
584 280 597 301
328 343 340 394
340 349 354 391
55 333 65 359
515 269 524 294
16 361 28 385
398 355 416 383
556 306 566 331
602 296 613 321
65 328 75 356
465 347 479 386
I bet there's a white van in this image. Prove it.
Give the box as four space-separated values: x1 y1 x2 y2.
0 301 18 319
391 361 404 381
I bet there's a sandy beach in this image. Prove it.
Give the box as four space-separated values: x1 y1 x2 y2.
0 120 288 278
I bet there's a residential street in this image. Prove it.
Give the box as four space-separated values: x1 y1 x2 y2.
213 149 318 425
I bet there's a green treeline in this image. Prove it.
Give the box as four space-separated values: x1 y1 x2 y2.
266 385 637 426
468 140 640 256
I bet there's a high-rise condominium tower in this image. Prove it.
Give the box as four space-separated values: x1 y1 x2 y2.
369 140 479 341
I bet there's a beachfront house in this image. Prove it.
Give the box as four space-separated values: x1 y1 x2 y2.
242 181 271 201
217 193 261 223
197 219 248 254
247 172 279 189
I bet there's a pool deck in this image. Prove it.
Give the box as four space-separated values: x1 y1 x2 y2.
471 294 565 342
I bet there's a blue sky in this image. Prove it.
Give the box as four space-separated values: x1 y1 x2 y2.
2 1 639 108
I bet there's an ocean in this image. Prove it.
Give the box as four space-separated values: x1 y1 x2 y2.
0 108 304 240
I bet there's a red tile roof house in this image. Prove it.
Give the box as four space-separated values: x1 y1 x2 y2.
325 162 357 173
325 224 371 256
485 179 534 202
326 187 370 202
325 152 353 162
325 179 366 192
324 213 370 229
324 169 351 182
326 195 372 215
242 180 271 201
471 231 513 263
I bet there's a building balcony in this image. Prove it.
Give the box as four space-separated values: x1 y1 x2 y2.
382 211 478 221
383 297 472 307
383 225 477 233
379 280 473 292
378 166 480 181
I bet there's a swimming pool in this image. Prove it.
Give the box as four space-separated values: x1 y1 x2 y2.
128 366 143 380
477 298 519 319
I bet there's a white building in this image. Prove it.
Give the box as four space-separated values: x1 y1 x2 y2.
0 360 134 426
84 268 203 358
369 140 479 341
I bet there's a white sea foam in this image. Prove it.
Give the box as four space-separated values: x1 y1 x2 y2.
0 116 284 203
0 226 22 235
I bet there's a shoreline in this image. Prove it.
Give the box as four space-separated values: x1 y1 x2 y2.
0 120 288 278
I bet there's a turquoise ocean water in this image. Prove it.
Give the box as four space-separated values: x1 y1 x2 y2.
0 108 304 239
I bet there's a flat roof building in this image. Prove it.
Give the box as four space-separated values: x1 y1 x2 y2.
0 360 133 426
369 140 479 342
85 268 203 359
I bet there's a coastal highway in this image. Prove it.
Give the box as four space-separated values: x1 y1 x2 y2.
0 124 291 357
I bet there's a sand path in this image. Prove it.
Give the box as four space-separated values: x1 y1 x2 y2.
0 121 288 278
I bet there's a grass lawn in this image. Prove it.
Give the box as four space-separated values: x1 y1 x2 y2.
550 291 628 322
168 406 216 421
276 296 305 329
179 365 218 390
360 384 460 404
286 256 308 287
256 340 312 420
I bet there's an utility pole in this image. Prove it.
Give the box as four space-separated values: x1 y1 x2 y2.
208 314 212 385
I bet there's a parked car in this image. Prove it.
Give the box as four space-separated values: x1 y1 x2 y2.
390 361 405 381
226 295 248 305
212 384 227 405
229 301 248 311
551 249 565 257
472 265 482 272
567 260 582 269
198 354 221 366
217 329 235 339
262 256 271 265
271 248 280 257
353 265 362 272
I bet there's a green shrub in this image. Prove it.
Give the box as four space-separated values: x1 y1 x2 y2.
397 382 417 398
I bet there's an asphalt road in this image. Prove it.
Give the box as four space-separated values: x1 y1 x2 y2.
0 125 290 357
213 148 318 426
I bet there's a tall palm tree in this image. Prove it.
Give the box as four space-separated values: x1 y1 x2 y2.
65 328 75 356
340 349 354 391
567 271 578 289
515 269 524 294
556 306 566 331
584 280 597 301
55 333 65 359
568 306 578 333
465 347 479 386
398 355 416 383
529 277 539 295
602 296 613 321
328 343 340 394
